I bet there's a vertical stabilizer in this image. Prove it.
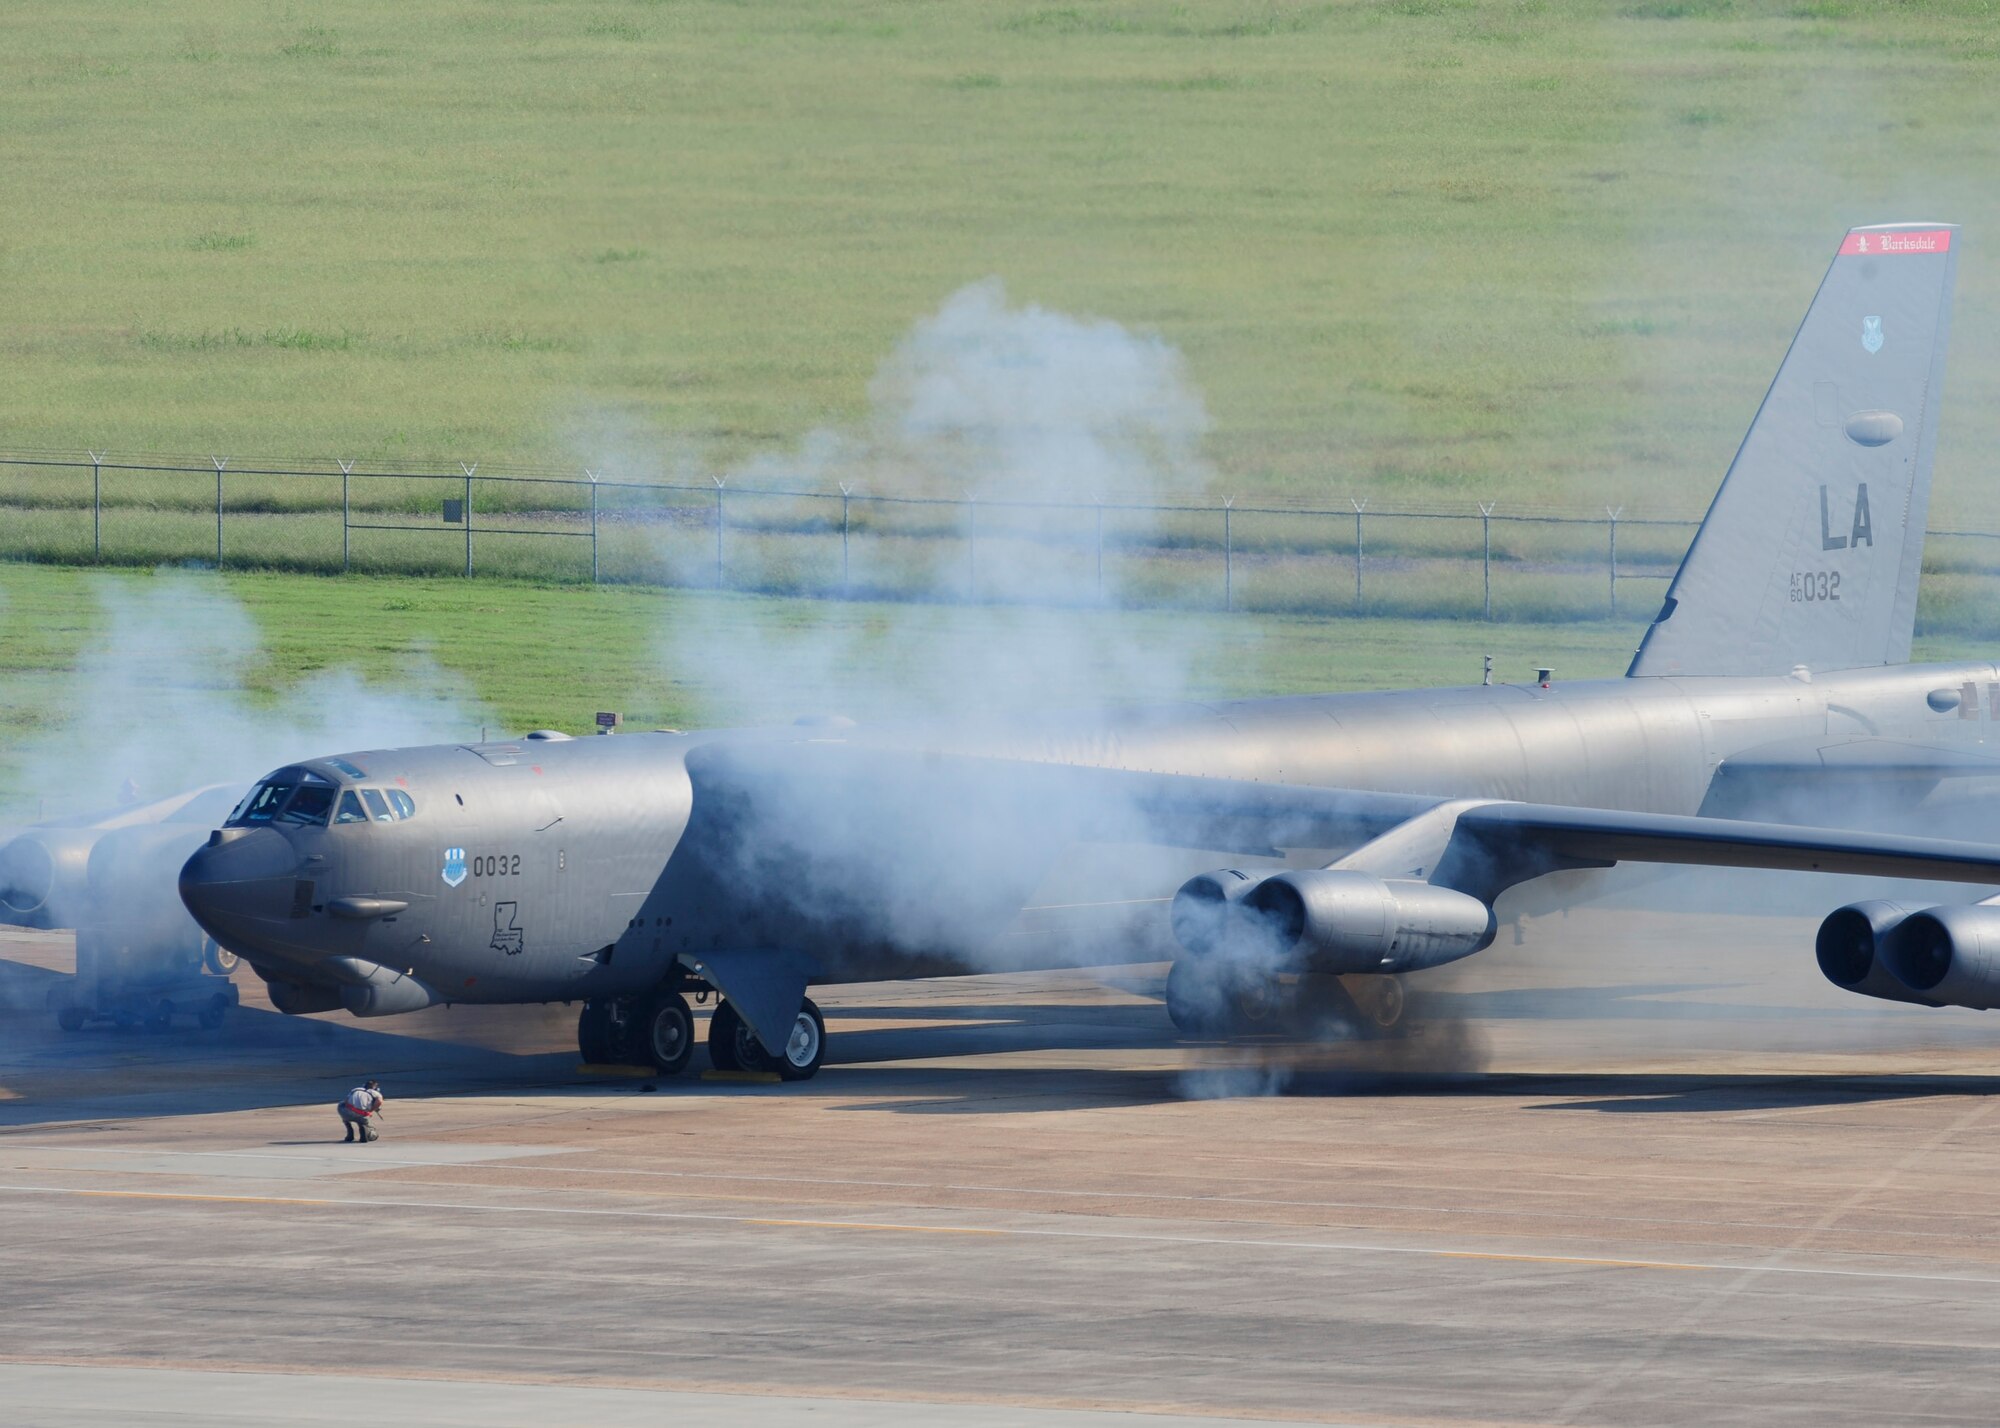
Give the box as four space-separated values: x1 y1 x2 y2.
1628 224 1957 678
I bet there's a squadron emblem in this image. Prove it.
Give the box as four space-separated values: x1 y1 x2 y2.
442 847 467 887
1862 315 1884 354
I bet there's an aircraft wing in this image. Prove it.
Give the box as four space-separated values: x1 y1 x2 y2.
1428 801 2000 900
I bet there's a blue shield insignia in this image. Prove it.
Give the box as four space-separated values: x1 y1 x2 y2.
442 847 467 887
1862 315 1884 354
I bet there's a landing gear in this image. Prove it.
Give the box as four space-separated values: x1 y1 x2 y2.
708 997 826 1081
578 998 616 1063
578 997 652 1067
772 998 826 1082
579 991 696 1075
201 940 239 977
638 991 695 1076
56 1006 86 1033
707 1000 751 1072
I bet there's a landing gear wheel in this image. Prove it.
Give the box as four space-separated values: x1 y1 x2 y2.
55 1007 86 1033
600 997 646 1066
201 940 239 977
197 1002 227 1031
144 1004 174 1034
773 998 825 1082
1357 975 1405 1031
640 991 695 1077
577 999 615 1064
707 1000 756 1072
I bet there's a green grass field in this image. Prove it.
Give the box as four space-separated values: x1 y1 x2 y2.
6 1 2000 521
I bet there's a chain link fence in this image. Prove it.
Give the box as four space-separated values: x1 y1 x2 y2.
6 449 1999 628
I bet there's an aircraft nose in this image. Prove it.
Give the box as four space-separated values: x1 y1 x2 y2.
178 827 304 947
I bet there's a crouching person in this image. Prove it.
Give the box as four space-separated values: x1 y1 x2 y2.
338 1079 385 1143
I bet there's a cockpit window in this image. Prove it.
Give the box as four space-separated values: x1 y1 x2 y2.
279 784 337 826
332 787 416 827
227 768 335 827
230 777 299 826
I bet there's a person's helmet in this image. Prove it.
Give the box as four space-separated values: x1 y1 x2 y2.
366 1079 380 1089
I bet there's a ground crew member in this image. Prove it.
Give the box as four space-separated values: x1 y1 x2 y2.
338 1079 385 1143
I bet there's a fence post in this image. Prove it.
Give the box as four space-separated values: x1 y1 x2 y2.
212 456 228 567
967 497 978 600
1094 500 1104 604
1479 501 1495 621
90 451 103 562
339 459 354 573
460 463 477 577
712 476 725 589
1607 506 1622 616
1352 499 1367 613
839 483 852 596
586 470 600 583
1223 498 1234 612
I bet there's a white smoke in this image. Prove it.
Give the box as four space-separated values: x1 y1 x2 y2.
864 277 1211 504
2 572 488 823
659 280 1229 723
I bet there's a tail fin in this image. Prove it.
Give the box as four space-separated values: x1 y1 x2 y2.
1628 223 1958 678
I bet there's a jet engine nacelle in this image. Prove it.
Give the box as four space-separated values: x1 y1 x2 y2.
0 828 101 929
1879 904 2000 1012
1238 869 1496 975
1813 900 1945 1007
1168 868 1265 958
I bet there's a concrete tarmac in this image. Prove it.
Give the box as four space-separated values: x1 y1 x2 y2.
5 901 2000 1426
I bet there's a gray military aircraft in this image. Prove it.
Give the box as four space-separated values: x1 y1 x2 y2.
180 222 2000 1081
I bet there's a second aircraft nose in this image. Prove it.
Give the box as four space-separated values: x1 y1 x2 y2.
178 826 305 947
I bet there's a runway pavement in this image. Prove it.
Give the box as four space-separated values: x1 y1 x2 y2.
5 902 2000 1426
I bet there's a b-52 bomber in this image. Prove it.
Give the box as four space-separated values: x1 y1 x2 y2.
181 223 2000 1082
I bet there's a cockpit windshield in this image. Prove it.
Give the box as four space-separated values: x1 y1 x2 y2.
227 768 337 827
229 768 416 830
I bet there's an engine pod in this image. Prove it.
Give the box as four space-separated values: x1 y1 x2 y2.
1242 869 1495 974
1814 900 1945 1007
1168 868 1264 957
1881 903 2000 1010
